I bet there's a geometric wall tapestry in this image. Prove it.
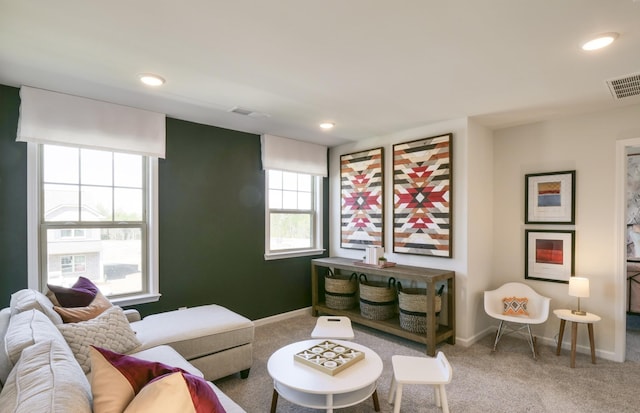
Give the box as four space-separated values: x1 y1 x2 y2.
393 133 452 257
340 147 384 250
627 154 640 260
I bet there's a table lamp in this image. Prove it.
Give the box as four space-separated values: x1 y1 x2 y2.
568 277 589 316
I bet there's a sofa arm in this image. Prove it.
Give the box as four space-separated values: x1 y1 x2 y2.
123 308 141 323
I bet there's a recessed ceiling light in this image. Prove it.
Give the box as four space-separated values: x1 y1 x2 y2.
581 32 619 51
138 73 165 86
319 122 335 130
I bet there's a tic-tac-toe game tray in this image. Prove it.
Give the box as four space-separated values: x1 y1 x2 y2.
294 340 365 376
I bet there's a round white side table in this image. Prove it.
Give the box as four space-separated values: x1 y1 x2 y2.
267 339 382 412
553 308 601 368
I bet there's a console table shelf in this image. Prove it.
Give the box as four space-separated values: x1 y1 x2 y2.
311 257 455 356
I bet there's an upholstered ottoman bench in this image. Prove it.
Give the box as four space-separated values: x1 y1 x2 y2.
129 304 254 381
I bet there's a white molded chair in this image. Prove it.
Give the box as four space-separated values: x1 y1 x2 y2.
484 282 551 359
311 316 355 340
388 352 453 413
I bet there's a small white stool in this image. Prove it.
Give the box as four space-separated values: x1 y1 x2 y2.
388 352 453 413
311 316 355 340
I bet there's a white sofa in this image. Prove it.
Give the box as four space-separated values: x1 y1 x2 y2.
0 289 254 412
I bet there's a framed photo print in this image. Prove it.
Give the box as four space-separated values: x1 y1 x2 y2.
393 133 452 257
340 147 384 249
525 170 575 224
525 229 575 283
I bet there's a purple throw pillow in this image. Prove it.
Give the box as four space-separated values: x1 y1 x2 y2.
48 276 99 307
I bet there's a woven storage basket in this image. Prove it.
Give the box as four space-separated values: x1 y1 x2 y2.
324 270 358 310
398 283 444 333
359 274 397 320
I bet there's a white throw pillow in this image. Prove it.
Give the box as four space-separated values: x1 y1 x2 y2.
0 339 92 413
57 306 141 373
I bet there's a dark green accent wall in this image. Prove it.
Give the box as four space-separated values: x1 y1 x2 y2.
0 85 27 304
0 84 329 318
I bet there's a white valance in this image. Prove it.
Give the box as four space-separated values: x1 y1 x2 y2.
261 134 327 177
17 86 166 158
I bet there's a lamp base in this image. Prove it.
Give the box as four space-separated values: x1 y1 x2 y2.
571 309 587 316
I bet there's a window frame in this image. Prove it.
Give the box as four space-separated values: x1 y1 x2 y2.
26 143 160 306
264 169 324 260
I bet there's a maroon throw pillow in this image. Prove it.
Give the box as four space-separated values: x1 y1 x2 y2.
48 276 99 307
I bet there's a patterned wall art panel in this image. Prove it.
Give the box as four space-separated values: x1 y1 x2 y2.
393 133 452 257
340 147 384 250
627 154 640 260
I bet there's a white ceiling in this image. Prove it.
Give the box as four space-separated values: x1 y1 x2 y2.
1 0 639 147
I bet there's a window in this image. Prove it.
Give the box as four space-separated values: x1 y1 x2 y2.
265 170 323 259
60 229 86 239
28 143 159 305
60 255 86 274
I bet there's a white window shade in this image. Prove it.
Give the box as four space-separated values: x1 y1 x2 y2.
17 86 166 158
261 134 327 177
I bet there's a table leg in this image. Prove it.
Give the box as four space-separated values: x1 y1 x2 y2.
570 322 577 368
556 319 566 355
588 323 596 364
270 389 278 413
371 389 380 412
326 393 333 413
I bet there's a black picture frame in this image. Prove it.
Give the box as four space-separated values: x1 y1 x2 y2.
524 229 575 283
525 170 576 225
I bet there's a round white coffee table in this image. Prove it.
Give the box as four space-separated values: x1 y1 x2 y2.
267 339 383 413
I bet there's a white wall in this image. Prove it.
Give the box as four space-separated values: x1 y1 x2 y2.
328 103 640 361
493 104 640 361
466 120 495 340
329 117 494 345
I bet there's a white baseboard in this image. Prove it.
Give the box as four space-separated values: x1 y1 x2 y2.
253 306 312 327
474 326 620 362
252 309 621 362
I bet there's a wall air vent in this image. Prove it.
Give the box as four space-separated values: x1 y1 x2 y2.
228 106 271 118
606 72 640 100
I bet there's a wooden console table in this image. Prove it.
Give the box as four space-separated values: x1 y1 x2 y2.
311 257 455 356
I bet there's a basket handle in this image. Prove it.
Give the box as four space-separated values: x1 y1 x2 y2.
397 281 403 292
349 272 358 281
326 269 335 278
388 277 397 289
359 273 368 283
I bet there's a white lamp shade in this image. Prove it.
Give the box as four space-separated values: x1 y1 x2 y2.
569 277 590 298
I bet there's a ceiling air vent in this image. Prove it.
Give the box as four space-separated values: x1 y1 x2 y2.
606 72 640 100
228 106 270 118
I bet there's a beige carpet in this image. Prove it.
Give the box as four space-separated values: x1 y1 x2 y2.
215 313 639 412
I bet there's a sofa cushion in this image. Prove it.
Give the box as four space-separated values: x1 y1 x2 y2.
0 308 12 387
0 339 92 413
54 291 113 323
129 345 205 377
131 305 254 360
4 309 66 366
123 371 226 413
10 289 63 325
48 276 99 307
57 306 141 373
